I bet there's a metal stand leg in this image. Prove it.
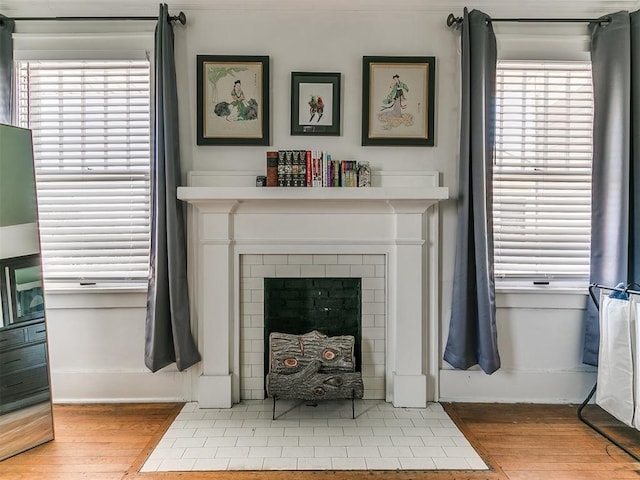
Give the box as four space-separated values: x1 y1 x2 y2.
577 382 640 462
352 391 355 419
272 396 277 421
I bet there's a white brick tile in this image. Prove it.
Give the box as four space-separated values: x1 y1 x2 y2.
410 446 447 457
338 254 362 265
263 255 288 265
375 289 386 302
253 427 284 437
313 427 344 436
147 447 185 460
275 264 301 277
362 277 385 290
284 427 314 437
329 436 362 446
242 277 263 290
182 447 219 459
342 427 374 436
250 338 264 352
192 458 230 470
453 437 472 447
250 289 264 303
402 427 434 437
362 302 385 315
350 265 375 277
203 437 237 447
375 314 386 326
433 457 471 469
267 436 299 447
242 303 263 316
314 446 347 458
325 265 350 276
262 457 299 470
251 264 276 278
298 435 331 446
140 458 162 472
216 446 250 457
361 290 375 302
289 254 313 264
300 265 326 277
235 436 268 447
375 265 386 277
359 435 392 446
312 254 337 265
391 435 424 446
431 427 465 437
297 457 333 470
228 458 264 470
248 446 282 458
365 457 401 469
242 254 264 265
420 436 455 446
331 457 367 470
378 446 413 458
223 427 255 437
399 457 437 469
163 428 196 438
346 446 381 457
363 255 385 265
281 446 314 457
173 437 207 448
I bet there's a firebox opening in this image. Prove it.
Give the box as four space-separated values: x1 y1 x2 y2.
263 278 362 389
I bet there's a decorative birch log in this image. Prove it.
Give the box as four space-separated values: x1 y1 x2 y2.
269 330 356 374
266 331 364 401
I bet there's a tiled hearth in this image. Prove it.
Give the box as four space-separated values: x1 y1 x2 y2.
141 400 487 472
240 254 386 400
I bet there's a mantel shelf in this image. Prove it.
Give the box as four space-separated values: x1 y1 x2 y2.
177 186 449 203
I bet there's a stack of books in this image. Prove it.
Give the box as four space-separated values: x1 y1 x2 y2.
266 150 363 188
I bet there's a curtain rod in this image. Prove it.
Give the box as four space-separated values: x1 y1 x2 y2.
446 13 610 27
7 12 187 24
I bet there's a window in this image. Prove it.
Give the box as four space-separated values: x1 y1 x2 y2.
493 61 593 286
15 59 151 284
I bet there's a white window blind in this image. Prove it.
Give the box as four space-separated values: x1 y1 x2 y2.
15 60 151 283
493 61 593 284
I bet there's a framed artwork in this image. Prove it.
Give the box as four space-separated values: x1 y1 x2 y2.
196 55 269 145
291 72 341 136
361 56 435 146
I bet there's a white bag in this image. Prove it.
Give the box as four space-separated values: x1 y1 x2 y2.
596 293 635 427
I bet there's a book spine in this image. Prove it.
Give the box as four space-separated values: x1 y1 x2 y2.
277 151 285 187
285 150 293 187
298 150 306 187
306 150 311 187
266 151 278 187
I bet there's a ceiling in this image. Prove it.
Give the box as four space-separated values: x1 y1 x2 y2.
1 0 638 18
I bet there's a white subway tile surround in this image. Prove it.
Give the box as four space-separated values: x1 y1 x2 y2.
241 254 386 400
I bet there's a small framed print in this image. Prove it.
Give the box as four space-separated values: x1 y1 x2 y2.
196 55 269 145
291 72 341 136
362 56 435 146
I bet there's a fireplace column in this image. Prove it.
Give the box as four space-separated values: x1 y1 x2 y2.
193 201 238 408
388 201 429 408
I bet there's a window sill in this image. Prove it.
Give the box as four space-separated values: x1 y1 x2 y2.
496 286 589 310
43 284 148 310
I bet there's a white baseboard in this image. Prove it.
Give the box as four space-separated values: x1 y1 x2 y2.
438 369 597 404
50 370 189 403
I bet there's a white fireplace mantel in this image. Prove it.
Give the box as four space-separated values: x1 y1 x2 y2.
179 171 448 409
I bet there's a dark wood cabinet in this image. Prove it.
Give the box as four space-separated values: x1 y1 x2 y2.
0 319 50 415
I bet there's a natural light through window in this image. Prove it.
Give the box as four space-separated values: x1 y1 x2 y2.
493 61 593 286
15 60 151 284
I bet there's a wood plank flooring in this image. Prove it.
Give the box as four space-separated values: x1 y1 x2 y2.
0 402 638 480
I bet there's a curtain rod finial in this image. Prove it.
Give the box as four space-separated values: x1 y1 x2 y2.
169 11 186 25
446 13 462 28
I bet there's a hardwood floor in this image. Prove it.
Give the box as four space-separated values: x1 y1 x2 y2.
0 402 638 480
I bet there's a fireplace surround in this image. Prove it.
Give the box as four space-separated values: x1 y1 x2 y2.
178 171 448 408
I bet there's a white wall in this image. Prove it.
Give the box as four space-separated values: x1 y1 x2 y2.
9 2 604 403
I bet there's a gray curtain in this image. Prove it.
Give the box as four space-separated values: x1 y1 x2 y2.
443 8 500 374
145 4 200 372
584 10 639 366
0 15 15 124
